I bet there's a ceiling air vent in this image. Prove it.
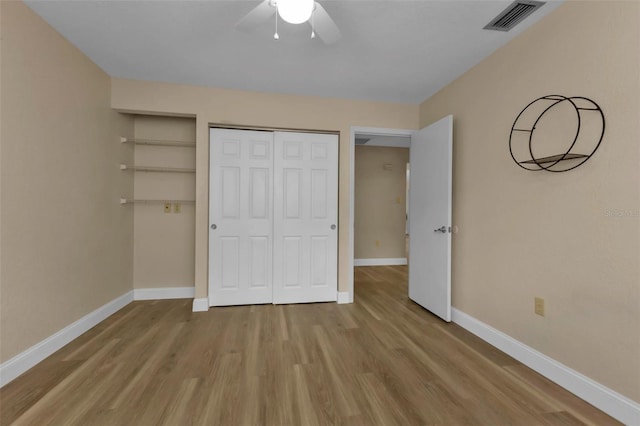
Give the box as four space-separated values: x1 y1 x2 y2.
484 1 545 32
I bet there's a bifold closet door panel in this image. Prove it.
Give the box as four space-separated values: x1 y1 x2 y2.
272 132 339 304
209 129 274 306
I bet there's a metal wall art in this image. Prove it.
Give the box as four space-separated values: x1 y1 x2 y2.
509 95 605 172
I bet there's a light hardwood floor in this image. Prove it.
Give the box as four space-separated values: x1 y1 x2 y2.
1 266 619 425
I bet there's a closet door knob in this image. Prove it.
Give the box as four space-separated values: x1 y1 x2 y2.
331 224 336 230
211 224 217 230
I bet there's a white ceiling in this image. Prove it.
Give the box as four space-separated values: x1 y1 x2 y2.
25 0 561 104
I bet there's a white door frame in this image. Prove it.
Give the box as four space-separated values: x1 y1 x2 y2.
347 126 415 304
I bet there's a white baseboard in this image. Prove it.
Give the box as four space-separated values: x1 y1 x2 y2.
192 297 209 312
133 286 195 300
337 291 352 304
451 308 640 425
354 258 407 266
0 291 134 388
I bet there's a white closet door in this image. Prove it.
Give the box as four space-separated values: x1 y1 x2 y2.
273 132 338 304
209 129 273 306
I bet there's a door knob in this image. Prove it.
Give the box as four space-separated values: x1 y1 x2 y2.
211 224 217 230
434 226 447 233
331 224 336 230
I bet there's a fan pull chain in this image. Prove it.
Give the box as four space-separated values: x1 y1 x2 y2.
311 6 315 39
274 3 279 40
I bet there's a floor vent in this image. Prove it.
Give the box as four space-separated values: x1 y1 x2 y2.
484 1 545 32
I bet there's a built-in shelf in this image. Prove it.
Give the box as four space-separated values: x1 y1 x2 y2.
120 198 195 205
120 164 195 173
119 133 196 206
519 153 588 165
120 137 195 148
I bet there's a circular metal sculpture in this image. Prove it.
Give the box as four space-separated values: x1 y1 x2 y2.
509 95 605 172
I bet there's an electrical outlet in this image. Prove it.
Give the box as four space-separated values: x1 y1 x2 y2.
174 203 182 213
164 203 171 213
534 297 545 316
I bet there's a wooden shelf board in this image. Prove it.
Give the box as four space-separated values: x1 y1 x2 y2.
120 137 195 148
120 165 195 173
520 153 588 165
120 198 195 205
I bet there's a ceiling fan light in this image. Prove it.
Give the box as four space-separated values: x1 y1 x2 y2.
277 0 314 24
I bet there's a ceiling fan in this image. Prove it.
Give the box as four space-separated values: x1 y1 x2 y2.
236 0 341 44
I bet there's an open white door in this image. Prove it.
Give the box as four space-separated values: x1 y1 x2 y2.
408 115 453 322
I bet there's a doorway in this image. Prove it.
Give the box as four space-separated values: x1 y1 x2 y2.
349 118 453 322
348 127 413 303
353 136 410 269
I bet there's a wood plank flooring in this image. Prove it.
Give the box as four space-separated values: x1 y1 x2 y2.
1 266 619 425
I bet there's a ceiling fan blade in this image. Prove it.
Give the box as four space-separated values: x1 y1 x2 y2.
313 2 341 44
236 0 275 33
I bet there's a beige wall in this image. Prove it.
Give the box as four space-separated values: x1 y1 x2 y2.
0 2 134 362
420 1 639 402
354 146 408 260
111 79 419 297
132 115 196 288
0 0 636 409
